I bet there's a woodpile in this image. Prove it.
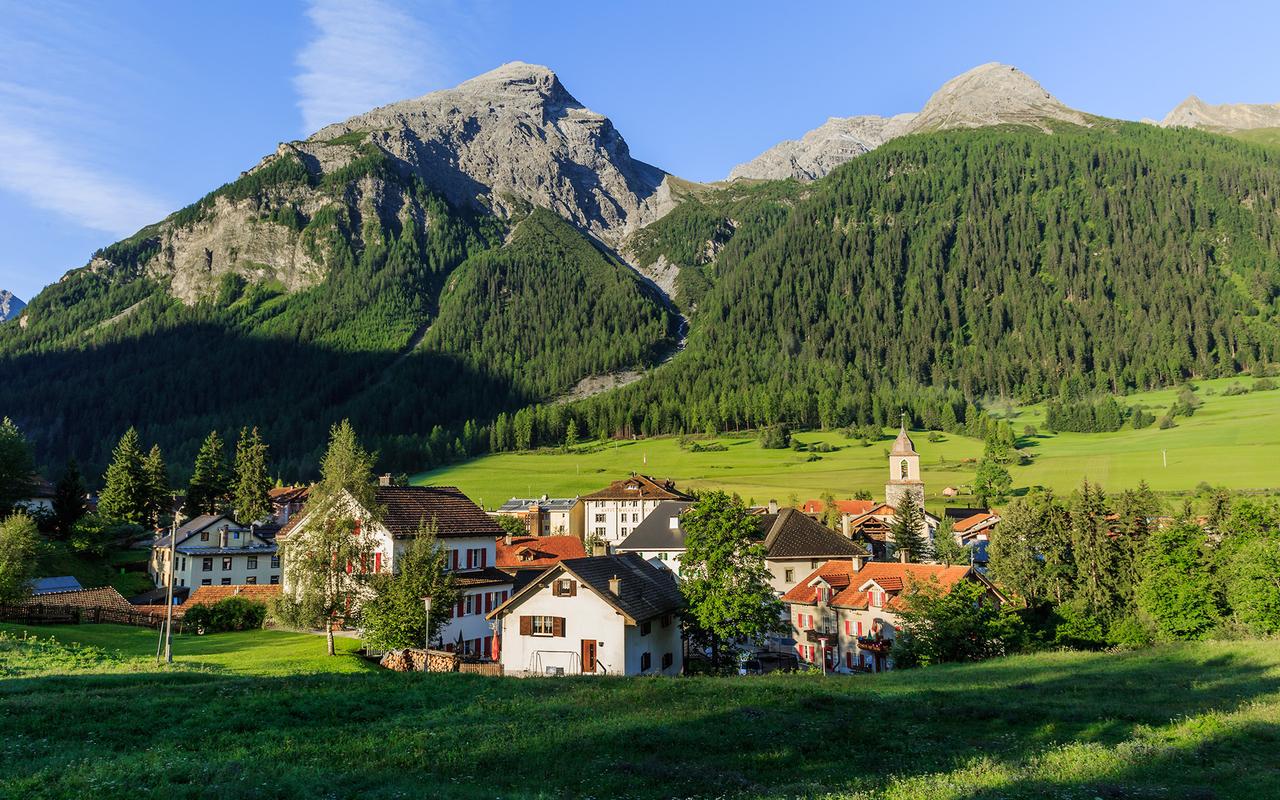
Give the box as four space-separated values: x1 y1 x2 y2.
377 648 460 673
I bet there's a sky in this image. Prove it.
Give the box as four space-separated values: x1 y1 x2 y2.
2 0 1277 300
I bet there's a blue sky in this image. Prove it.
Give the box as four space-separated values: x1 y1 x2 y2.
2 0 1277 300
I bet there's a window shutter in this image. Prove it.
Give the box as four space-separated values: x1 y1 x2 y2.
481 549 487 568
452 549 459 571
551 581 561 597
552 617 565 637
374 552 382 573
568 580 577 597
519 616 532 636
485 593 492 613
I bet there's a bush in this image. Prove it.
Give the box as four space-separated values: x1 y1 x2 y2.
184 597 267 633
1157 415 1176 429
1254 378 1277 391
759 425 791 449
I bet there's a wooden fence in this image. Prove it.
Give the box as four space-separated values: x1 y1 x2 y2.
0 603 186 633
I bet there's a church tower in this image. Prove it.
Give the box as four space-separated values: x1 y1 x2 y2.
884 419 924 510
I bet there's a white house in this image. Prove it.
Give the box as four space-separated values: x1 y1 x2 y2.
494 496 584 538
487 552 684 676
579 474 694 546
614 500 693 574
150 514 280 589
280 483 513 659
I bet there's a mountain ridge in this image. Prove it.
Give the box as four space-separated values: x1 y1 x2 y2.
1160 94 1280 132
0 291 23 323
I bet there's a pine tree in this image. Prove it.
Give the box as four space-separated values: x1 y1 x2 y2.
187 430 230 516
1069 480 1121 617
51 458 87 539
233 427 273 524
931 515 968 566
98 428 149 524
564 418 578 450
143 444 171 527
890 491 927 563
276 419 380 655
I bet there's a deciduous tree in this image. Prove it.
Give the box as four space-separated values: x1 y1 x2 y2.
361 521 459 650
0 513 39 606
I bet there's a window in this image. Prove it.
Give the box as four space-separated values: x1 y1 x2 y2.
178 578 184 587
200 531 210 542
464 594 477 615
232 531 240 540
222 557 232 571
553 579 576 597
594 527 605 537
270 555 280 569
595 514 605 523
658 552 668 561
532 616 555 636
201 579 211 586
245 576 257 585
662 652 673 669
179 557 186 571
621 527 628 536
220 578 231 585
900 459 909 479
784 568 794 583
811 559 819 569
631 513 639 523
640 620 651 636
640 652 652 671
270 575 280 585
202 558 213 572
661 613 672 628
247 556 258 570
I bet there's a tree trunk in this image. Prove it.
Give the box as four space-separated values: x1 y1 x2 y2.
327 626 335 656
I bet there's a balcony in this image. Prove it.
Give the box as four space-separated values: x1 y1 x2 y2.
856 636 892 654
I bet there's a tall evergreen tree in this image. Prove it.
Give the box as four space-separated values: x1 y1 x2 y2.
51 458 87 539
276 420 380 655
889 491 927 563
143 444 171 527
930 515 968 566
1069 480 1121 617
0 417 35 514
233 427 273 524
98 428 149 524
187 430 230 516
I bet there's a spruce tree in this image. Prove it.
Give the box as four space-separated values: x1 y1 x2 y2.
233 427 273 524
99 428 149 524
931 515 968 566
1069 480 1121 618
187 430 230 516
143 444 171 527
51 458 87 539
564 418 578 450
0 417 35 514
890 491 927 563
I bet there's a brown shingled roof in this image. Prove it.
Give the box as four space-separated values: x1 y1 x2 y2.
580 474 694 502
20 586 133 612
376 486 503 539
186 584 283 607
756 508 869 560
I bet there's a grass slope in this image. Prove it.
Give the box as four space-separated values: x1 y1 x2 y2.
416 376 1280 508
1 624 1278 799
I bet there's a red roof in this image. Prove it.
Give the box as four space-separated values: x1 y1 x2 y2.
186 584 282 607
495 535 587 570
954 512 999 535
784 561 977 610
799 499 878 516
780 560 860 604
580 474 693 502
19 586 133 612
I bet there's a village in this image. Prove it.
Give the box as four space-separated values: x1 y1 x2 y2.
12 423 1009 677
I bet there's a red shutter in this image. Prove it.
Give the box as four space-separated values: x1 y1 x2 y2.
485 593 492 613
857 621 863 636
519 616 532 635
481 548 487 568
374 552 382 573
452 549 459 571
845 620 851 635
846 651 853 668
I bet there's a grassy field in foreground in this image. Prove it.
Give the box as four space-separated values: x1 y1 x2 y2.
415 376 1280 509
2 624 1278 799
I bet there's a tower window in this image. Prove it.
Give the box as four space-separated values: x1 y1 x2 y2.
900 459 909 479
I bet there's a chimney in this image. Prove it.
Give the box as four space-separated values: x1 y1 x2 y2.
378 474 392 487
768 499 779 514
668 515 679 530
608 575 621 595
503 533 513 546
219 528 227 548
592 541 608 557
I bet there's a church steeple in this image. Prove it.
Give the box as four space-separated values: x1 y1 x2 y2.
885 415 923 509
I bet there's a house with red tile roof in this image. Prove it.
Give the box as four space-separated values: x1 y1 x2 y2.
782 561 1006 673
495 535 588 573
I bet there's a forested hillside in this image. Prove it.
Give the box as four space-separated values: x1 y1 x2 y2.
555 123 1280 444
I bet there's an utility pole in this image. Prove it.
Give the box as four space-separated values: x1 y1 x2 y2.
157 504 182 664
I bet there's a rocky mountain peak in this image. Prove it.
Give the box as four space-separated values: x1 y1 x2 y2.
908 62 1090 132
728 62 1089 181
1160 94 1280 131
0 290 24 323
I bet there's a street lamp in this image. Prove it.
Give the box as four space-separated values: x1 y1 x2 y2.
818 636 828 677
422 595 432 651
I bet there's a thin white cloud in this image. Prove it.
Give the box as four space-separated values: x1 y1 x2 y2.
294 0 456 134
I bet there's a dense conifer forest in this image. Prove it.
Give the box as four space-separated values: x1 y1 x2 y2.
2 123 1279 481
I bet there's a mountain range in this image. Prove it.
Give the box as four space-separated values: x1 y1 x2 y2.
0 291 23 322
3 62 1279 481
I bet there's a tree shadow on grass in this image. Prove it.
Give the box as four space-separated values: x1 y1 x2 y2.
2 642 1278 799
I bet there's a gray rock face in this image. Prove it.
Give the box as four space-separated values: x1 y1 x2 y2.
728 114 916 181
907 62 1089 132
0 291 24 322
729 62 1090 181
307 62 674 245
1160 95 1280 131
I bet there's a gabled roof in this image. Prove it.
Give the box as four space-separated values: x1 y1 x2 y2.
780 560 859 604
377 486 502 538
756 508 869 560
153 514 243 549
799 499 878 517
580 474 694 502
782 561 996 611
954 512 1000 536
20 586 133 612
615 500 693 551
269 486 310 504
488 552 683 624
495 535 587 569
24 474 55 499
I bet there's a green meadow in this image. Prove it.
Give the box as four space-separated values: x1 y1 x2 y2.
415 376 1280 509
2 623 1278 799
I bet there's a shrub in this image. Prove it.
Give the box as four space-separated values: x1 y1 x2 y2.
1157 415 1176 429
184 597 267 633
759 425 791 449
1222 382 1250 397
1254 378 1277 391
